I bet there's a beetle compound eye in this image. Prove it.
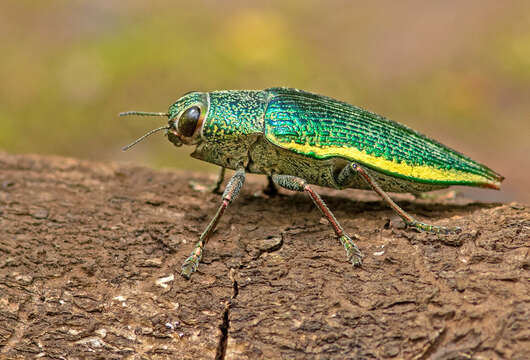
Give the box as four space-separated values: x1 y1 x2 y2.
178 106 200 137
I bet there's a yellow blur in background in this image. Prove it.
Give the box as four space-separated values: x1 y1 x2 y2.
1 1 529 202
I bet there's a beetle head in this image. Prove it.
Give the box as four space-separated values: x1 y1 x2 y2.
120 91 207 151
166 92 208 147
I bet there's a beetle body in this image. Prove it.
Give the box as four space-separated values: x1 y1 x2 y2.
123 87 503 278
169 88 503 193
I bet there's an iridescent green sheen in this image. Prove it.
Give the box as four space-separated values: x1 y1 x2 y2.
165 87 502 190
263 88 502 186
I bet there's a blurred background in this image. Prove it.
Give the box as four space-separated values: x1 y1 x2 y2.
1 0 528 202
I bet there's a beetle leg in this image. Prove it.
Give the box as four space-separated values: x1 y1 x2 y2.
272 174 363 266
189 167 226 194
342 163 461 234
211 167 226 194
181 167 246 279
263 175 278 196
211 170 277 196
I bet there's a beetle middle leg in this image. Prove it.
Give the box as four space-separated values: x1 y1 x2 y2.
337 163 461 234
263 175 278 196
181 167 246 279
272 174 363 266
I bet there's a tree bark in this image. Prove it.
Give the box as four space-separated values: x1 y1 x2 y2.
0 152 528 359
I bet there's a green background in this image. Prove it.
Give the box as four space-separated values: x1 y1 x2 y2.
1 1 529 202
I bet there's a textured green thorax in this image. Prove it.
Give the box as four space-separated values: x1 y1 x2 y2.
263 88 502 186
202 90 270 141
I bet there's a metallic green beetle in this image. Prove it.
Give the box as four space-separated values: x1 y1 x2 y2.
121 87 504 279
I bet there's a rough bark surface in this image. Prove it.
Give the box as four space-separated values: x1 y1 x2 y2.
0 152 528 359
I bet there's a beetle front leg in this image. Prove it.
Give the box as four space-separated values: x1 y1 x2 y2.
272 174 363 266
211 167 226 194
181 167 245 279
338 163 461 234
189 167 226 194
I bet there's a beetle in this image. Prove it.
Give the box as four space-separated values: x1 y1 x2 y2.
121 87 504 279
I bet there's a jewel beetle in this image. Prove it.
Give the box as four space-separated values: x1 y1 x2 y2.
121 87 504 279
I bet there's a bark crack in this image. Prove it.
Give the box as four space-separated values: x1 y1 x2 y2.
1 295 32 355
215 269 239 360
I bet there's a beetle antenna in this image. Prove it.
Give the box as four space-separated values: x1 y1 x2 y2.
122 126 170 151
119 111 169 117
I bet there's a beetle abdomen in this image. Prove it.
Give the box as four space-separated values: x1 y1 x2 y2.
263 88 503 189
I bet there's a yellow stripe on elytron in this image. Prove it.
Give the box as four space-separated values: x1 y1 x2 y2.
267 132 495 186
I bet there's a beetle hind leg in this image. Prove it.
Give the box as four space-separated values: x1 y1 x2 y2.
337 163 461 234
272 174 363 266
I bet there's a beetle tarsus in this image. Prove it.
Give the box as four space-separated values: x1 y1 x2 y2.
407 221 461 235
181 253 201 279
339 235 363 266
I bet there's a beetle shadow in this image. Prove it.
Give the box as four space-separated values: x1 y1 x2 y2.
238 188 501 221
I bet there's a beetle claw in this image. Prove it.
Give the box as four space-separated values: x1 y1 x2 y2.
408 221 461 235
339 235 363 266
181 255 200 279
181 262 197 280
